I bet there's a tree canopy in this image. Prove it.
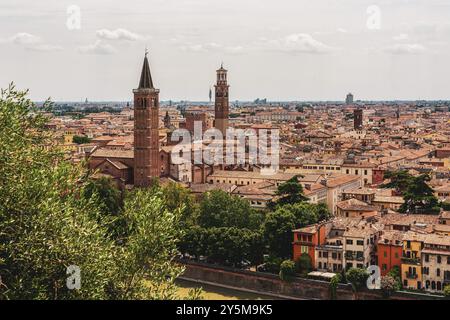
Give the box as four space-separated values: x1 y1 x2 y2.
0 85 196 300
263 208 296 259
271 175 308 208
345 268 369 293
401 174 440 214
73 135 92 144
179 189 265 267
263 202 330 259
382 170 440 214
382 170 414 194
197 189 262 230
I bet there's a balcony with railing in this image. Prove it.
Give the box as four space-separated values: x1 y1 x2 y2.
345 252 365 261
405 272 418 279
401 255 420 265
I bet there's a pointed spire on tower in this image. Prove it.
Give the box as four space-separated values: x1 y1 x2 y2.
218 62 226 71
138 50 154 89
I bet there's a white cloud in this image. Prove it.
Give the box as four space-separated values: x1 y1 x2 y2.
180 42 219 52
384 43 427 55
78 40 116 55
393 33 409 41
28 44 63 52
225 46 244 54
173 34 335 55
398 22 450 41
96 28 144 41
262 33 337 54
9 32 41 45
178 41 244 55
0 32 62 52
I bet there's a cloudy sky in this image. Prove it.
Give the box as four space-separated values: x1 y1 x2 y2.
1 0 449 101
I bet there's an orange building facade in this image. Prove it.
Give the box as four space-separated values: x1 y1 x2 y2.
293 223 327 266
377 242 403 276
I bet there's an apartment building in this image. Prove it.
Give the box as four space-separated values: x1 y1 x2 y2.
421 234 450 293
293 217 380 272
341 162 377 185
343 225 380 270
336 198 378 218
378 230 403 276
325 175 363 215
401 232 425 290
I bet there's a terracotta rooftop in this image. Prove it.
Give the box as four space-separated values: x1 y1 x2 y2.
336 198 378 212
378 230 404 246
90 148 134 159
325 174 361 188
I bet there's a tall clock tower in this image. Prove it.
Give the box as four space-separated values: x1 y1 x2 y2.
133 53 160 187
214 64 229 136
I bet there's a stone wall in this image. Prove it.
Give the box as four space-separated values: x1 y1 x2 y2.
180 261 443 300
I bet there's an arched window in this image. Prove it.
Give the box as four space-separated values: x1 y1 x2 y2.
437 282 442 291
431 281 436 290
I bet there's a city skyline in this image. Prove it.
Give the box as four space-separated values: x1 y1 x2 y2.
1 0 450 101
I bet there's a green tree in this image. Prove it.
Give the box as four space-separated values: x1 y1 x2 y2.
263 256 283 274
329 274 341 300
178 225 206 259
383 170 440 214
180 227 264 267
263 208 297 259
161 182 197 228
345 268 369 299
110 188 187 299
73 135 91 144
401 174 440 214
295 253 312 275
315 203 331 222
0 86 116 299
0 85 196 300
443 285 450 298
82 176 126 242
386 266 402 291
270 175 308 208
279 260 296 281
263 203 330 259
283 202 330 226
382 170 414 194
197 190 257 230
83 176 123 216
441 202 450 211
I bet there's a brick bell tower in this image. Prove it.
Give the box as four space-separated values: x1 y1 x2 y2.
214 63 229 136
133 52 160 187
